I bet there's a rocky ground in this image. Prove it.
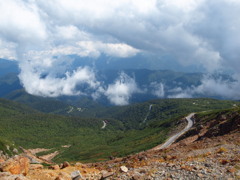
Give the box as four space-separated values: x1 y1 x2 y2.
0 111 239 180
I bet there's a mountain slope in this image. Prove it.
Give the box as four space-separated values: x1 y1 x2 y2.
92 107 240 179
0 98 239 164
0 73 22 97
0 59 19 76
4 89 72 114
21 106 240 179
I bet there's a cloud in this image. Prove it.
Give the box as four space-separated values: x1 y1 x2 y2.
1 0 240 70
1 0 240 101
104 72 140 105
187 0 240 73
167 87 193 98
0 39 16 60
19 62 100 97
150 82 165 97
167 75 240 100
193 75 240 99
76 41 140 58
0 0 47 46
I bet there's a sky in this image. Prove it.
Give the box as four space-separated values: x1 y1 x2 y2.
0 0 240 105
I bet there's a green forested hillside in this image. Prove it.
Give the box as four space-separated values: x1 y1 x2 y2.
0 98 239 162
78 98 239 129
4 89 72 113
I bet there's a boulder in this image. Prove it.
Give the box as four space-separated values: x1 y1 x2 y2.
0 172 30 180
55 172 71 180
71 170 82 180
62 161 70 169
0 156 30 175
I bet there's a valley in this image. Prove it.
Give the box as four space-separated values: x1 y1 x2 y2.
0 98 239 179
0 98 239 163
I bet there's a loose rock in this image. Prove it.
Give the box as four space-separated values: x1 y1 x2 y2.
120 166 128 173
62 161 70 169
101 171 114 179
71 170 82 179
0 156 30 175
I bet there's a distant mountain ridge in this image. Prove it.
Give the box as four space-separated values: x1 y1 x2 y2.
0 59 234 108
0 59 19 76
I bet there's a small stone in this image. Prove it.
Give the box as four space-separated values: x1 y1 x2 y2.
62 161 70 169
101 171 114 179
220 159 229 165
59 163 63 169
166 155 172 160
197 173 204 178
138 155 147 161
204 163 211 167
120 166 128 173
82 169 87 173
139 169 147 174
30 158 40 164
71 170 82 179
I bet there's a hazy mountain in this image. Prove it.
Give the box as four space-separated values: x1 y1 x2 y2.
0 73 22 97
0 59 234 108
0 59 19 76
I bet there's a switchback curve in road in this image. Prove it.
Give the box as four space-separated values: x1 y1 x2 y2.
153 113 195 150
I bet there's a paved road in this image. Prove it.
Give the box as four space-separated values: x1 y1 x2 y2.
101 121 107 129
143 104 153 123
156 113 195 150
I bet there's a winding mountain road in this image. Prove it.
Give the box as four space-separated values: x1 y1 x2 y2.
101 120 107 129
143 104 153 123
154 113 195 150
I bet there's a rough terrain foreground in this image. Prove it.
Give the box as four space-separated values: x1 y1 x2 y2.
1 110 240 180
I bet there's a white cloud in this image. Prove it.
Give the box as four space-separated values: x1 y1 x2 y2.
104 72 140 105
0 39 17 60
18 64 100 97
167 75 240 100
76 41 140 58
193 75 240 99
1 0 240 100
0 0 47 46
150 82 165 97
